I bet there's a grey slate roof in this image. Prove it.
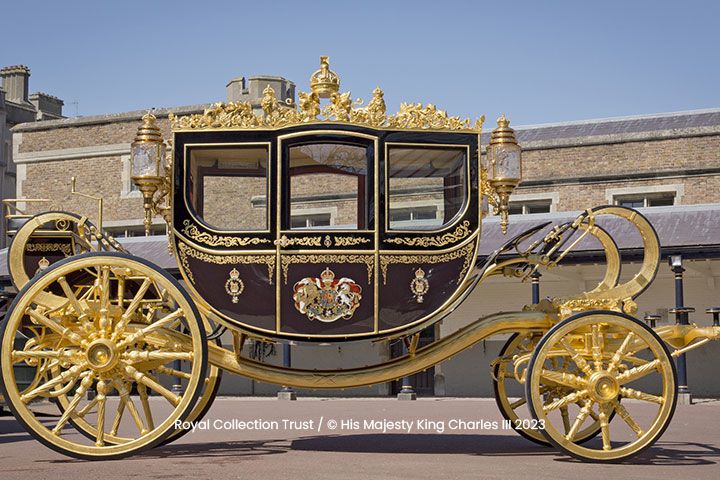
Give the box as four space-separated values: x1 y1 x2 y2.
1 204 719 280
481 108 720 148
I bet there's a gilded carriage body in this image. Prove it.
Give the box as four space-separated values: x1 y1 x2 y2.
1 57 719 462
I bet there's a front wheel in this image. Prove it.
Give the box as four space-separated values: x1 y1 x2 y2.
526 310 677 462
0 252 208 460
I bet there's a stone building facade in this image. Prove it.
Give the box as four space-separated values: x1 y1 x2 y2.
7 72 720 397
0 65 64 245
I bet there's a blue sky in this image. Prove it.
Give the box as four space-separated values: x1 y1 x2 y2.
2 0 719 126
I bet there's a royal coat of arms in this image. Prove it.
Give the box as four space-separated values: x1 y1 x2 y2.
293 267 362 322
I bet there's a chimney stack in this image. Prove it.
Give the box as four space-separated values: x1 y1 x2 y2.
0 65 31 104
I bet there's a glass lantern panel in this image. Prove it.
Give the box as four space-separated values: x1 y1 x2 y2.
132 143 160 177
493 145 521 180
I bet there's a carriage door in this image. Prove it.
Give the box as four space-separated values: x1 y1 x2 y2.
275 133 377 338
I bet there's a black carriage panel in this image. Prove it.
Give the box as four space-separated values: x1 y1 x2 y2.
377 131 479 334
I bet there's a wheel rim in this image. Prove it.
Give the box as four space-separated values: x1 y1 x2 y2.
526 311 677 461
494 333 608 446
0 253 207 459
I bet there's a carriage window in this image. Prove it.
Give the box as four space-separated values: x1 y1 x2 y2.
387 147 466 230
288 143 368 230
188 146 268 230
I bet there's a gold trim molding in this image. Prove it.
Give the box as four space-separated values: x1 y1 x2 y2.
177 242 275 284
385 220 472 247
170 57 484 133
281 254 374 285
181 220 271 248
380 242 475 285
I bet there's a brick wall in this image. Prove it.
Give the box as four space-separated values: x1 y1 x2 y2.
13 115 720 230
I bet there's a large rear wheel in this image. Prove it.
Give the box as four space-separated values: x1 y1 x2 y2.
0 252 208 460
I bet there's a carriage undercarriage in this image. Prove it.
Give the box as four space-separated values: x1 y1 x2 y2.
1 58 719 462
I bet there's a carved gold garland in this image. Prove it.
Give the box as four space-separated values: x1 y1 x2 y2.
181 220 271 248
169 57 484 133
333 236 371 247
384 220 472 247
281 254 374 285
380 242 475 285
177 242 275 284
25 242 73 256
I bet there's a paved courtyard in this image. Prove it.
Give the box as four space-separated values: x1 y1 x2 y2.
1 397 719 479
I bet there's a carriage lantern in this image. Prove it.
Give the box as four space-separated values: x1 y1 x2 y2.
486 114 521 233
130 112 167 235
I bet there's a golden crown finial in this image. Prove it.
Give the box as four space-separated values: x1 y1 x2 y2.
497 113 509 128
310 55 340 99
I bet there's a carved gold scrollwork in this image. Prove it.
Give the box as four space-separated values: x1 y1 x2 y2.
281 254 374 285
181 220 271 248
274 235 323 248
333 236 371 247
385 221 472 247
177 242 275 285
25 242 73 256
380 242 475 285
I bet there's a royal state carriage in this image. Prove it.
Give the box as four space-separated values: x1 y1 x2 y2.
1 57 718 461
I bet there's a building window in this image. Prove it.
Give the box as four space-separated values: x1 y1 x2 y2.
105 224 166 238
291 212 332 229
614 192 676 208
389 205 440 228
508 199 552 215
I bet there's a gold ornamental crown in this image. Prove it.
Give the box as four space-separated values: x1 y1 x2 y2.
229 267 240 279
169 56 484 132
310 56 340 98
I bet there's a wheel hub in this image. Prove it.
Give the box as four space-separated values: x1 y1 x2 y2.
588 371 619 402
86 339 118 372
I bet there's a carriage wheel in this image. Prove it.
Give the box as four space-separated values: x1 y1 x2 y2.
526 311 677 462
0 252 207 459
493 333 610 446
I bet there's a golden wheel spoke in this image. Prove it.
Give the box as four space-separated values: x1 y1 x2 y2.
560 406 571 434
591 325 604 371
112 379 148 435
566 400 595 441
113 278 152 338
558 339 594 376
615 359 661 385
122 363 180 407
598 404 612 451
117 308 185 350
21 363 88 403
122 351 193 364
543 389 588 413
611 400 644 437
95 380 109 446
138 384 155 431
77 397 99 419
52 374 95 435
619 387 664 404
156 365 192 381
109 396 127 437
540 369 587 390
11 349 74 362
607 332 635 374
509 397 527 409
57 276 88 321
98 267 112 334
25 308 84 346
